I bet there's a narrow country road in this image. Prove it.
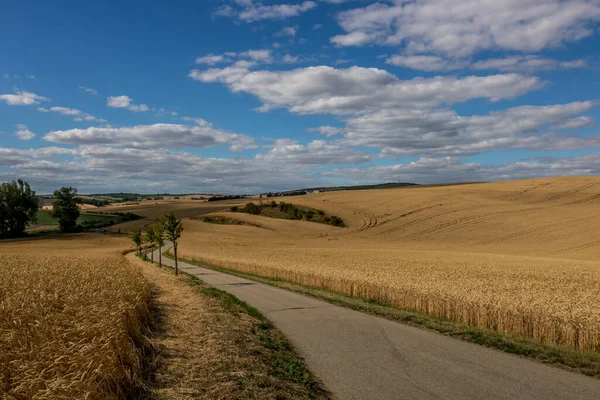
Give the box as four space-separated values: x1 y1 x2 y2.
151 245 600 400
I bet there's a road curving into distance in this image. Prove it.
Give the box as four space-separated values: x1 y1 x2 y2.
152 244 600 400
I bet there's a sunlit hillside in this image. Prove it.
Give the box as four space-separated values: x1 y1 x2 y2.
170 177 600 351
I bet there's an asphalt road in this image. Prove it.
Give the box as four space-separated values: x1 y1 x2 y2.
151 245 600 400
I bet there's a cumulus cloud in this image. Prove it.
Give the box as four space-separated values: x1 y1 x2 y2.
276 26 298 37
339 101 600 156
308 126 344 136
107 95 150 112
323 153 600 184
216 1 317 22
4 143 600 193
196 54 226 65
15 124 35 140
387 54 589 72
190 65 544 114
0 145 326 193
49 106 105 122
385 55 468 71
553 116 595 130
283 54 300 63
195 49 272 67
256 139 372 164
0 90 48 106
78 85 98 95
331 0 600 58
472 55 588 71
43 123 256 152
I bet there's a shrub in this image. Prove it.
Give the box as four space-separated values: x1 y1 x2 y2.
243 202 262 215
278 202 294 213
330 216 344 227
230 206 239 212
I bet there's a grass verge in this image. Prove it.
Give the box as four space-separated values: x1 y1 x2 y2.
142 253 327 399
168 252 600 379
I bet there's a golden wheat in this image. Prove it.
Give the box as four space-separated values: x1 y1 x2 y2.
0 235 151 399
176 177 600 351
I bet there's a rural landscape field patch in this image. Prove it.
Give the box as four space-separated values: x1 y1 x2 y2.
0 235 151 399
167 177 600 351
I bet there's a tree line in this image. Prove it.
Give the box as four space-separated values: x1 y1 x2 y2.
0 179 82 238
131 212 184 275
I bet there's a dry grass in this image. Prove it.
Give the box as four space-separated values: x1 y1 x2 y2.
0 235 152 399
172 177 600 352
128 254 323 399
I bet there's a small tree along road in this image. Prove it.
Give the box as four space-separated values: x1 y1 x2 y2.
50 187 82 232
0 179 38 238
145 228 157 264
153 222 165 267
161 212 183 275
131 231 143 257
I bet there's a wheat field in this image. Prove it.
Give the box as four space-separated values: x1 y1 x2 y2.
0 235 152 399
176 177 600 351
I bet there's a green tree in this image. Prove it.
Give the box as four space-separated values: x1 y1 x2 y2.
161 212 183 275
131 230 142 256
50 187 82 232
153 222 165 267
145 228 156 263
0 179 38 238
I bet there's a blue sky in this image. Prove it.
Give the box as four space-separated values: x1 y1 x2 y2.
1 0 600 193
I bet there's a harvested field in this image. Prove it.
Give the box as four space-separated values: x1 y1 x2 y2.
0 235 152 399
106 199 245 232
174 177 600 351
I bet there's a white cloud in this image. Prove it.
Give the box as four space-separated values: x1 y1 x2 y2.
331 0 600 58
243 49 272 62
196 54 226 65
107 95 150 112
15 124 35 140
323 153 600 185
386 55 468 71
331 31 373 46
5 143 600 194
313 24 323 30
308 126 344 136
191 65 544 114
283 54 300 63
49 106 105 122
339 101 600 156
79 85 98 95
195 49 272 67
472 55 588 71
256 138 372 164
553 116 595 130
0 91 48 106
1 145 325 193
44 123 256 151
220 1 317 22
276 26 298 37
386 54 589 72
37 107 49 112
